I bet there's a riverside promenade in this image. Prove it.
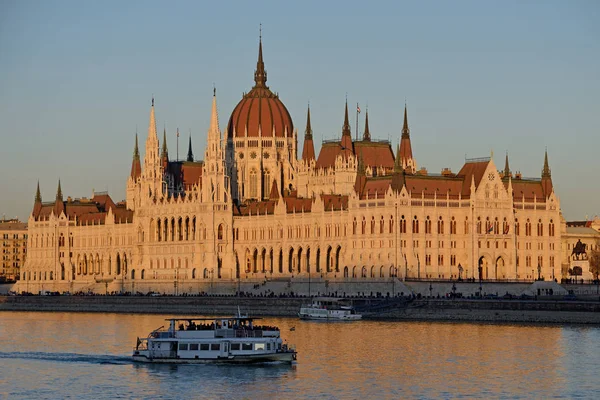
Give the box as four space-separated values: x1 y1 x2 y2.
2 295 600 324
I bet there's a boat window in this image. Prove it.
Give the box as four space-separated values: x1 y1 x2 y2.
231 343 240 350
211 343 220 351
242 343 252 351
200 344 209 351
179 343 188 351
255 343 265 351
190 344 199 351
266 343 271 351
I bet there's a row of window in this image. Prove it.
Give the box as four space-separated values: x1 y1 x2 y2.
177 342 269 351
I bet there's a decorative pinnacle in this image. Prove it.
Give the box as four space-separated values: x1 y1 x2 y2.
542 148 551 178
402 103 410 139
56 179 63 201
305 104 313 139
394 144 403 173
253 26 268 88
363 109 371 141
187 132 194 162
133 133 140 160
342 99 351 136
504 151 510 177
35 180 42 203
161 127 168 159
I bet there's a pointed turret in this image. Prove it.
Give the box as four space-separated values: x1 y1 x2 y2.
301 104 316 161
269 179 280 201
542 149 551 178
253 27 268 89
187 134 194 162
130 133 142 180
56 179 63 201
53 179 65 217
161 127 169 166
340 99 354 152
399 103 416 174
503 152 510 178
147 97 158 142
363 109 371 141
541 149 553 197
35 180 42 203
391 144 406 192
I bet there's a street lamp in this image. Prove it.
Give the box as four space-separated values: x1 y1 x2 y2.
429 283 433 298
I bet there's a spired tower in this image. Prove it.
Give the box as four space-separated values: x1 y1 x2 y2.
226 33 297 203
399 104 417 174
140 98 164 205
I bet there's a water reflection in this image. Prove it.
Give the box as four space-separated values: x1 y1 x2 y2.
0 312 599 399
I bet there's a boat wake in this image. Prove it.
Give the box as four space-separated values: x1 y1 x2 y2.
0 351 132 365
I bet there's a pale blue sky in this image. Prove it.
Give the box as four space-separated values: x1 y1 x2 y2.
0 0 598 222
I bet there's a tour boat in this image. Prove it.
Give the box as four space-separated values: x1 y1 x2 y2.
298 298 362 321
132 314 297 364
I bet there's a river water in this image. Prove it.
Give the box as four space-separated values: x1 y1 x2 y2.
0 312 598 399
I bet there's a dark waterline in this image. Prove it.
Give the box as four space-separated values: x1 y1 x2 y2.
0 312 599 399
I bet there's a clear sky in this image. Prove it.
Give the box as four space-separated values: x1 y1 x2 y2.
0 0 598 222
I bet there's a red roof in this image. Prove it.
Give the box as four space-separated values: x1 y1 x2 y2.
227 88 294 139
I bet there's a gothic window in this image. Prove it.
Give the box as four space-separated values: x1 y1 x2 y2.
380 216 384 234
263 170 270 199
526 219 532 236
450 217 457 234
371 217 376 234
537 219 543 236
353 218 357 235
218 224 224 240
437 217 444 235
412 216 419 234
549 219 555 236
477 217 482 234
362 217 366 235
425 217 431 234
249 169 258 199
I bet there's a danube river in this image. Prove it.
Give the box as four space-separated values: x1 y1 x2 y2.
0 312 598 399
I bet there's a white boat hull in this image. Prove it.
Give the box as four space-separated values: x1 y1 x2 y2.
132 350 296 364
298 313 362 321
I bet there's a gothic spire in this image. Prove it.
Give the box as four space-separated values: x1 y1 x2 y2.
399 103 415 173
542 148 551 178
130 133 142 180
305 104 313 140
187 133 194 162
363 109 371 141
342 98 351 137
35 180 42 203
147 96 158 141
504 152 510 177
134 133 140 159
302 104 316 161
161 127 169 160
253 26 268 89
401 103 410 139
56 179 63 201
209 88 220 134
340 99 354 152
394 144 403 173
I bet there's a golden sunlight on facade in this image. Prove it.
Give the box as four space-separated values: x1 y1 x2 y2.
16 38 567 294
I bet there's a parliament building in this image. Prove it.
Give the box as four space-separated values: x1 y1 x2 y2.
16 37 564 294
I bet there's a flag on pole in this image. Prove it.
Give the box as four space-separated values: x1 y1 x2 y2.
177 128 180 137
487 225 494 234
357 104 361 113
504 225 509 234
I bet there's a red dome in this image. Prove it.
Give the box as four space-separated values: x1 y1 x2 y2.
227 88 294 139
226 37 294 139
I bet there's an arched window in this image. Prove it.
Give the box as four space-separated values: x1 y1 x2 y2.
371 217 375 234
263 169 270 200
425 216 431 234
249 169 258 199
549 219 555 236
412 216 419 234
353 218 357 235
218 224 224 240
380 216 384 234
361 217 366 235
437 217 444 234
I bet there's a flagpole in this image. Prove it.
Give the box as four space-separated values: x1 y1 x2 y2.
176 128 179 161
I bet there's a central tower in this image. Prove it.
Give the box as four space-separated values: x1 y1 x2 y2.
226 33 297 203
